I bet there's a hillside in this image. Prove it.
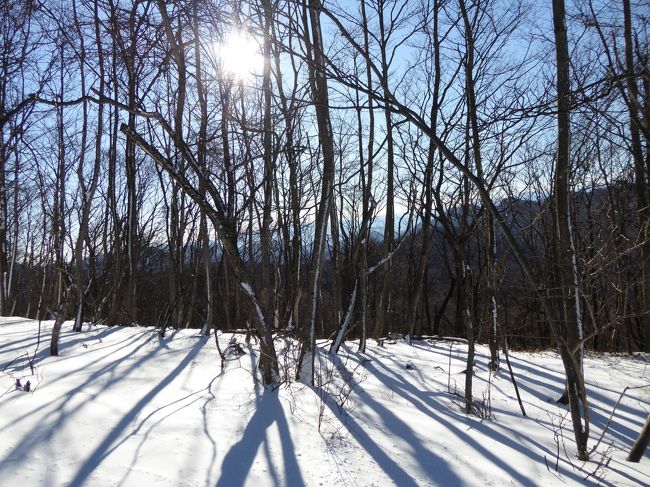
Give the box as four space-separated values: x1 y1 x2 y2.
0 318 648 486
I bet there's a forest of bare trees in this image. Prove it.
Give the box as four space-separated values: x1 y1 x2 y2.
1 0 649 458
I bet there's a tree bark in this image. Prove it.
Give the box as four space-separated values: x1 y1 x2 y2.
552 0 589 459
296 0 336 384
627 413 650 462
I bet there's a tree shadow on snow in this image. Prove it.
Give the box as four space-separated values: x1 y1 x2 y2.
340 348 593 486
66 338 205 487
0 323 124 371
215 390 304 487
0 327 154 429
316 351 463 487
411 340 649 463
320 386 460 486
506 355 649 448
0 324 196 486
216 344 303 487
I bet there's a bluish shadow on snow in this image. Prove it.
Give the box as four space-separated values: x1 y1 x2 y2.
66 338 204 487
604 458 650 484
0 327 166 485
341 346 590 486
216 388 304 487
506 355 650 449
0 324 123 369
0 319 35 329
110 364 217 487
316 352 462 487
368 340 649 483
216 344 303 486
319 386 446 486
409 341 649 457
1 328 154 429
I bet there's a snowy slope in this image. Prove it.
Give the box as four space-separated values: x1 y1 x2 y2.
0 317 648 486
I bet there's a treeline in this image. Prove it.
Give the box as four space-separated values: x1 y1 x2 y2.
9 181 644 354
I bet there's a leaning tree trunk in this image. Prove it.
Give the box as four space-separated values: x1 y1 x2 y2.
627 413 650 462
122 123 280 383
130 1 280 384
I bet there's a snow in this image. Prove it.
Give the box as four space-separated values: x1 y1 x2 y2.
0 317 648 486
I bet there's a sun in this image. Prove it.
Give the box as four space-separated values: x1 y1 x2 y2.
215 30 262 81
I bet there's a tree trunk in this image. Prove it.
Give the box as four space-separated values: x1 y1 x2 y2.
622 0 650 352
296 0 336 384
192 3 213 336
260 0 275 321
627 413 650 462
408 0 440 340
552 0 589 460
373 0 395 340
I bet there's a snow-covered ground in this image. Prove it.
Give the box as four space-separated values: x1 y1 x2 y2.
0 317 648 486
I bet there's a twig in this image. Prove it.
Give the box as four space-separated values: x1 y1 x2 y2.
584 443 613 482
447 342 453 394
590 384 650 455
503 335 526 416
27 320 43 375
2 353 27 373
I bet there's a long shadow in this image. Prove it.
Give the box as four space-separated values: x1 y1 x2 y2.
1 324 124 374
216 388 304 487
1 328 154 427
606 457 650 483
1 335 46 355
355 352 588 485
116 379 214 486
0 319 33 327
506 358 649 446
68 339 204 487
473 351 650 463
0 321 64 357
0 329 164 477
371 349 649 486
36 326 126 364
316 350 464 487
217 344 302 487
468 351 649 442
318 387 443 487
371 341 647 482
512 356 648 415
